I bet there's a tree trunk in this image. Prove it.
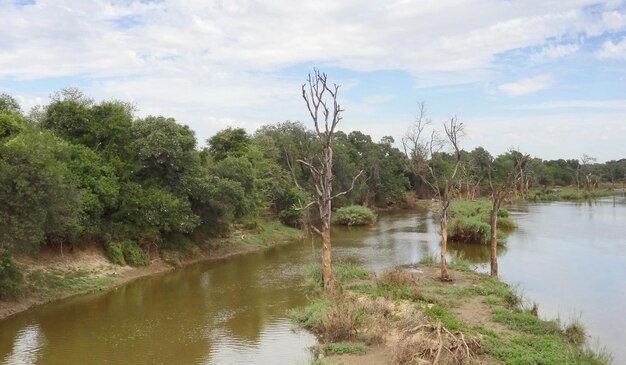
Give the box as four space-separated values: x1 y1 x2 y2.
320 145 335 289
321 227 334 288
440 209 450 281
489 198 499 276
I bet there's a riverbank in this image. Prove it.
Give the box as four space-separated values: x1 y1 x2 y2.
291 263 612 365
0 220 302 320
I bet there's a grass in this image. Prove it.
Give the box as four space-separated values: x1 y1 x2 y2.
237 220 301 247
447 199 515 245
290 263 612 365
321 342 368 356
492 308 560 335
26 269 116 296
526 188 616 202
305 260 370 288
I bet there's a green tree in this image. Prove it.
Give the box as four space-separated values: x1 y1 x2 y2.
0 129 82 253
207 127 251 161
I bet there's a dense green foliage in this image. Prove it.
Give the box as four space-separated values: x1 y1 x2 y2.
0 89 622 270
0 250 23 299
448 200 514 244
332 205 377 226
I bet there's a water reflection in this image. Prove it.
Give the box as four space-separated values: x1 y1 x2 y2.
0 197 624 364
3 325 43 365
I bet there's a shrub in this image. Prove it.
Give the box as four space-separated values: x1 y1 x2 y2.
121 240 149 266
0 250 23 299
106 240 149 267
105 241 125 266
447 200 514 244
332 205 376 226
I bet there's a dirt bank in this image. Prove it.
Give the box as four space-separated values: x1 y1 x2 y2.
0 223 301 321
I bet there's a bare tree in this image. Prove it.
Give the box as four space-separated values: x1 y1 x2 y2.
580 154 597 191
486 151 529 276
292 69 362 289
403 104 464 281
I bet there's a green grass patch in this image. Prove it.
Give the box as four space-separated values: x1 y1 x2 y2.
526 188 615 202
447 199 514 245
287 297 332 330
322 342 368 356
483 334 610 365
27 269 116 295
492 308 560 335
306 261 369 288
238 220 301 247
422 303 466 332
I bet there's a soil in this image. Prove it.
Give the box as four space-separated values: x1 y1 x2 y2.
321 265 508 365
0 238 290 321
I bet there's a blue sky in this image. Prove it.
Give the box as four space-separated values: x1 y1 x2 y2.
1 0 625 161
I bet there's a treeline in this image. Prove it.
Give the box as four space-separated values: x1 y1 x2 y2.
0 90 410 263
0 90 624 261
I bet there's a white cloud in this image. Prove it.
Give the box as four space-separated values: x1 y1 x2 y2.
498 74 554 96
530 43 580 62
596 37 626 59
507 99 626 110
1 0 626 152
463 112 626 162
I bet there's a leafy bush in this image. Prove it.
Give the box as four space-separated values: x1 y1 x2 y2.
106 240 149 266
447 200 514 244
0 250 23 299
105 241 125 266
332 205 376 226
121 240 149 266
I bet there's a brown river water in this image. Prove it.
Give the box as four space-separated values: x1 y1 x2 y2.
1 196 625 364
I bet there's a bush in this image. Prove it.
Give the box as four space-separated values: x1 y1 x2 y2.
332 205 376 226
447 200 514 244
106 240 149 267
106 241 125 266
0 250 23 299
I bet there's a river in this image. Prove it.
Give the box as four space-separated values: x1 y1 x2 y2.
1 196 624 364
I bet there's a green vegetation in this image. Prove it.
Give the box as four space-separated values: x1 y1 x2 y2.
305 261 370 288
527 188 616 202
332 205 377 226
321 342 368 356
447 199 514 244
290 264 611 365
105 240 149 266
26 269 116 296
0 250 23 299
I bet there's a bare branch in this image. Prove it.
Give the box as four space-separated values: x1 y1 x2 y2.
330 170 364 200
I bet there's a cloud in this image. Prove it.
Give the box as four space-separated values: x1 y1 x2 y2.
506 99 626 110
530 43 580 62
596 37 626 59
498 74 554 96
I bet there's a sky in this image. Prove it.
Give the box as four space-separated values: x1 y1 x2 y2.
1 0 625 161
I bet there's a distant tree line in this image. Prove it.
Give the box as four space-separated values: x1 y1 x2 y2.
0 90 623 260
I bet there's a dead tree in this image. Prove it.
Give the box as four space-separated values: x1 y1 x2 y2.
403 104 464 282
486 151 529 276
293 69 362 289
580 154 597 191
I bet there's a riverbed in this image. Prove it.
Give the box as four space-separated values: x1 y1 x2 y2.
1 197 624 364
